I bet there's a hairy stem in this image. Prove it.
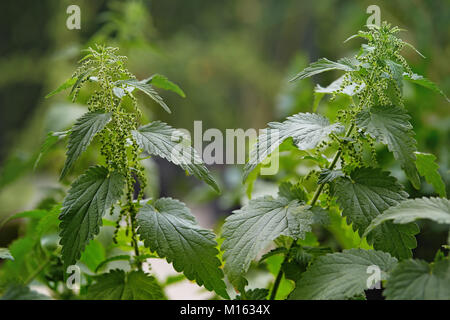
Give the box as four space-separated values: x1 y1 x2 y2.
269 123 355 300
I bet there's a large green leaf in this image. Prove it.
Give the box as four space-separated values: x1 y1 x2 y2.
132 121 219 192
335 168 418 259
221 196 317 289
243 113 343 181
290 58 358 81
136 198 228 298
384 259 450 300
59 166 124 268
116 79 172 113
356 105 420 189
289 249 398 300
415 152 446 197
364 197 450 237
60 110 112 179
87 270 166 300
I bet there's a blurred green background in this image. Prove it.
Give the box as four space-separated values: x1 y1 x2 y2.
0 0 448 263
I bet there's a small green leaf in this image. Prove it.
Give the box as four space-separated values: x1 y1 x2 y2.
87 270 166 300
45 77 78 98
415 152 446 197
277 181 308 202
356 105 420 189
384 259 450 300
60 110 112 179
364 197 450 237
116 79 172 113
145 74 186 98
132 121 219 192
318 169 344 184
136 198 228 298
289 249 398 300
221 196 315 289
235 288 269 300
94 255 131 273
34 131 68 170
59 166 125 269
244 113 343 181
335 168 418 259
290 58 358 82
403 73 449 102
0 248 13 260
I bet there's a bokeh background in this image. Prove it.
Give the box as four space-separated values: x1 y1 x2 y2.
0 0 448 298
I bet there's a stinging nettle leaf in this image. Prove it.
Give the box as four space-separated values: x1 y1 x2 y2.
244 113 343 181
356 105 420 189
318 169 344 185
221 196 316 289
289 249 398 300
34 131 68 170
132 121 219 192
60 110 112 179
87 270 166 300
116 78 172 113
335 167 418 259
45 77 78 99
145 74 186 98
415 152 446 197
384 259 450 300
364 197 450 237
136 198 228 298
403 73 449 102
59 166 124 268
290 58 359 82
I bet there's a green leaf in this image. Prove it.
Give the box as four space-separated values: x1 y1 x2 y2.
235 288 269 300
45 77 78 98
315 75 364 97
221 196 316 289
364 197 450 237
59 166 125 269
34 131 68 170
116 79 172 113
318 169 344 184
384 259 450 300
403 73 449 102
277 181 308 202
136 198 228 298
244 113 343 181
290 58 358 81
0 248 13 260
335 168 418 259
145 74 186 98
87 270 166 300
289 249 398 300
356 105 420 189
415 152 446 197
132 121 219 192
80 240 106 272
60 110 112 179
1 285 51 300
94 255 131 273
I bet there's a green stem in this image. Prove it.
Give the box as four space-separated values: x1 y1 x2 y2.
269 123 355 300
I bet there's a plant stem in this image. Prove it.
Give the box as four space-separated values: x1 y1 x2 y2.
269 123 355 300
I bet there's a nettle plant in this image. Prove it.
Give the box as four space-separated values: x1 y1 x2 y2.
0 45 229 299
220 22 449 300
